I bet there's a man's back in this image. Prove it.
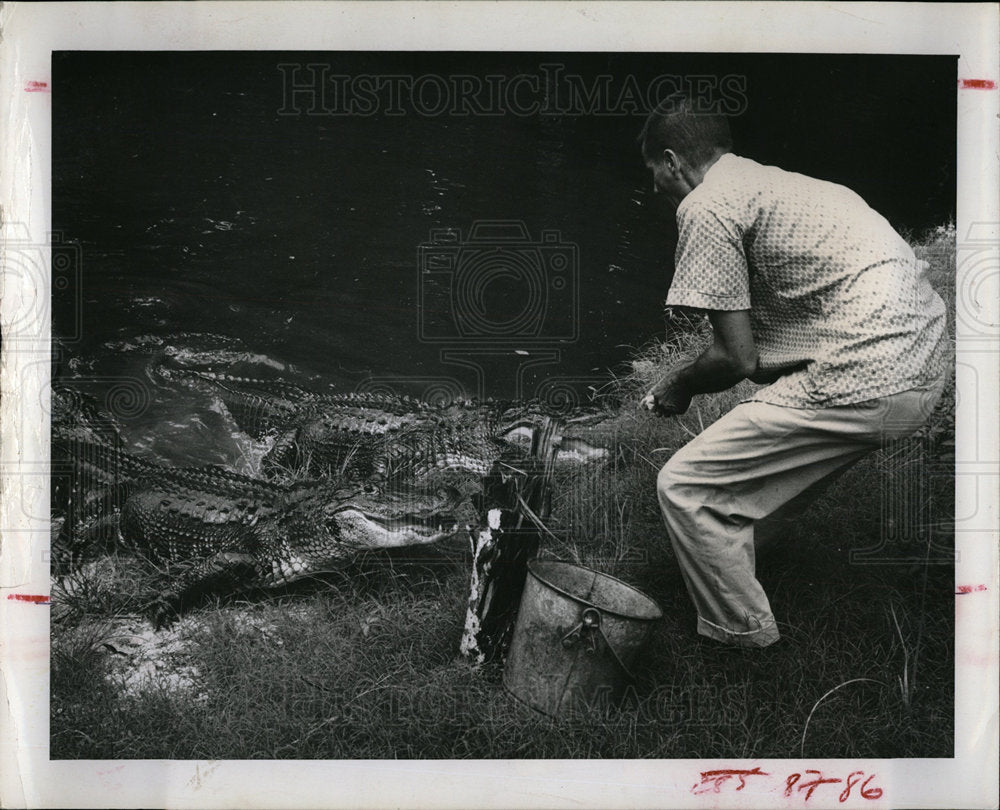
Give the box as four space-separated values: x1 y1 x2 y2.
668 154 947 407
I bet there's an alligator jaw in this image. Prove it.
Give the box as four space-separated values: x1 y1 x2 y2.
334 509 460 549
553 436 609 464
499 426 609 465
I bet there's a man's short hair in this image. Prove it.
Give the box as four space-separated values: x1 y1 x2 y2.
639 95 733 168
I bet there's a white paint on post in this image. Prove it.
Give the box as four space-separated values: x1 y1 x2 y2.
458 508 504 663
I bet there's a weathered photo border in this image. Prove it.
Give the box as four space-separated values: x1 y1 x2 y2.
1 2 997 808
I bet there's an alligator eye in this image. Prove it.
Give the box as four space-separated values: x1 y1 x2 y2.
437 486 460 503
160 499 171 508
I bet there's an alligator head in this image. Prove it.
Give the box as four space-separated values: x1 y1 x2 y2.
323 483 470 551
490 403 612 465
51 385 125 452
116 472 476 622
242 481 470 589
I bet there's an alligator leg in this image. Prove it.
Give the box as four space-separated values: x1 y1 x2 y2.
149 552 258 629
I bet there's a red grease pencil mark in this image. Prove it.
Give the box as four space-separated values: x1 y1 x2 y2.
692 767 883 801
959 79 996 90
956 584 987 594
692 767 769 794
24 81 50 93
6 593 50 604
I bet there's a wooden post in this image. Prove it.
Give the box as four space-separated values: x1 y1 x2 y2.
459 418 558 665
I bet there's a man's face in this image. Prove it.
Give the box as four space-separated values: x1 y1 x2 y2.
644 152 687 207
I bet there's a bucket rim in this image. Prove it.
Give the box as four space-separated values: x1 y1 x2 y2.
526 558 663 621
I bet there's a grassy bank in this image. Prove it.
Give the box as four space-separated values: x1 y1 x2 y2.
51 226 956 759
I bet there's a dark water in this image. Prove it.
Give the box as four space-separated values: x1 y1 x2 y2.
52 52 955 465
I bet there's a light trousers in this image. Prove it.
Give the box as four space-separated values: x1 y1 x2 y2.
656 384 943 648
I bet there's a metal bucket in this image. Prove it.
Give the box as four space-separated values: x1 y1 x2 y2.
503 559 663 717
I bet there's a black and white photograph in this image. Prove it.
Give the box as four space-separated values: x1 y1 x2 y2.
1 3 997 809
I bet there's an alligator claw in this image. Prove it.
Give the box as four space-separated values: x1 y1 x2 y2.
147 596 179 630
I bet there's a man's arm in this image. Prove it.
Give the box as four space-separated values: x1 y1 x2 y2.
644 310 758 416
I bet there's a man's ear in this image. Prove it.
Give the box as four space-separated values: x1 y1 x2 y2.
661 149 682 175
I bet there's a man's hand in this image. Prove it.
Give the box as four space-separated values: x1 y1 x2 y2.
642 367 693 416
640 310 756 418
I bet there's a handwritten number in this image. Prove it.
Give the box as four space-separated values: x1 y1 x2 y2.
840 771 864 802
700 768 881 802
801 770 843 801
860 774 883 800
691 767 769 795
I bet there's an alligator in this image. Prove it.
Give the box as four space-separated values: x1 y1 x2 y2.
50 371 611 629
52 384 126 454
154 367 611 481
51 385 133 569
55 434 473 626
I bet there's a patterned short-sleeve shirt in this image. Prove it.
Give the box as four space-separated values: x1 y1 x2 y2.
666 154 947 408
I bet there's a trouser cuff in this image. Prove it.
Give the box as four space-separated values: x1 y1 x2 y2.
697 615 780 648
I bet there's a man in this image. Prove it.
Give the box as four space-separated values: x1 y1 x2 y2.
639 97 947 648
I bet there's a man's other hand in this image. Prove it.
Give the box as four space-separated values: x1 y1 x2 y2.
747 359 809 385
642 369 693 416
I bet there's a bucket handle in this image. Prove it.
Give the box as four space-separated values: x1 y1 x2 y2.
560 607 638 682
